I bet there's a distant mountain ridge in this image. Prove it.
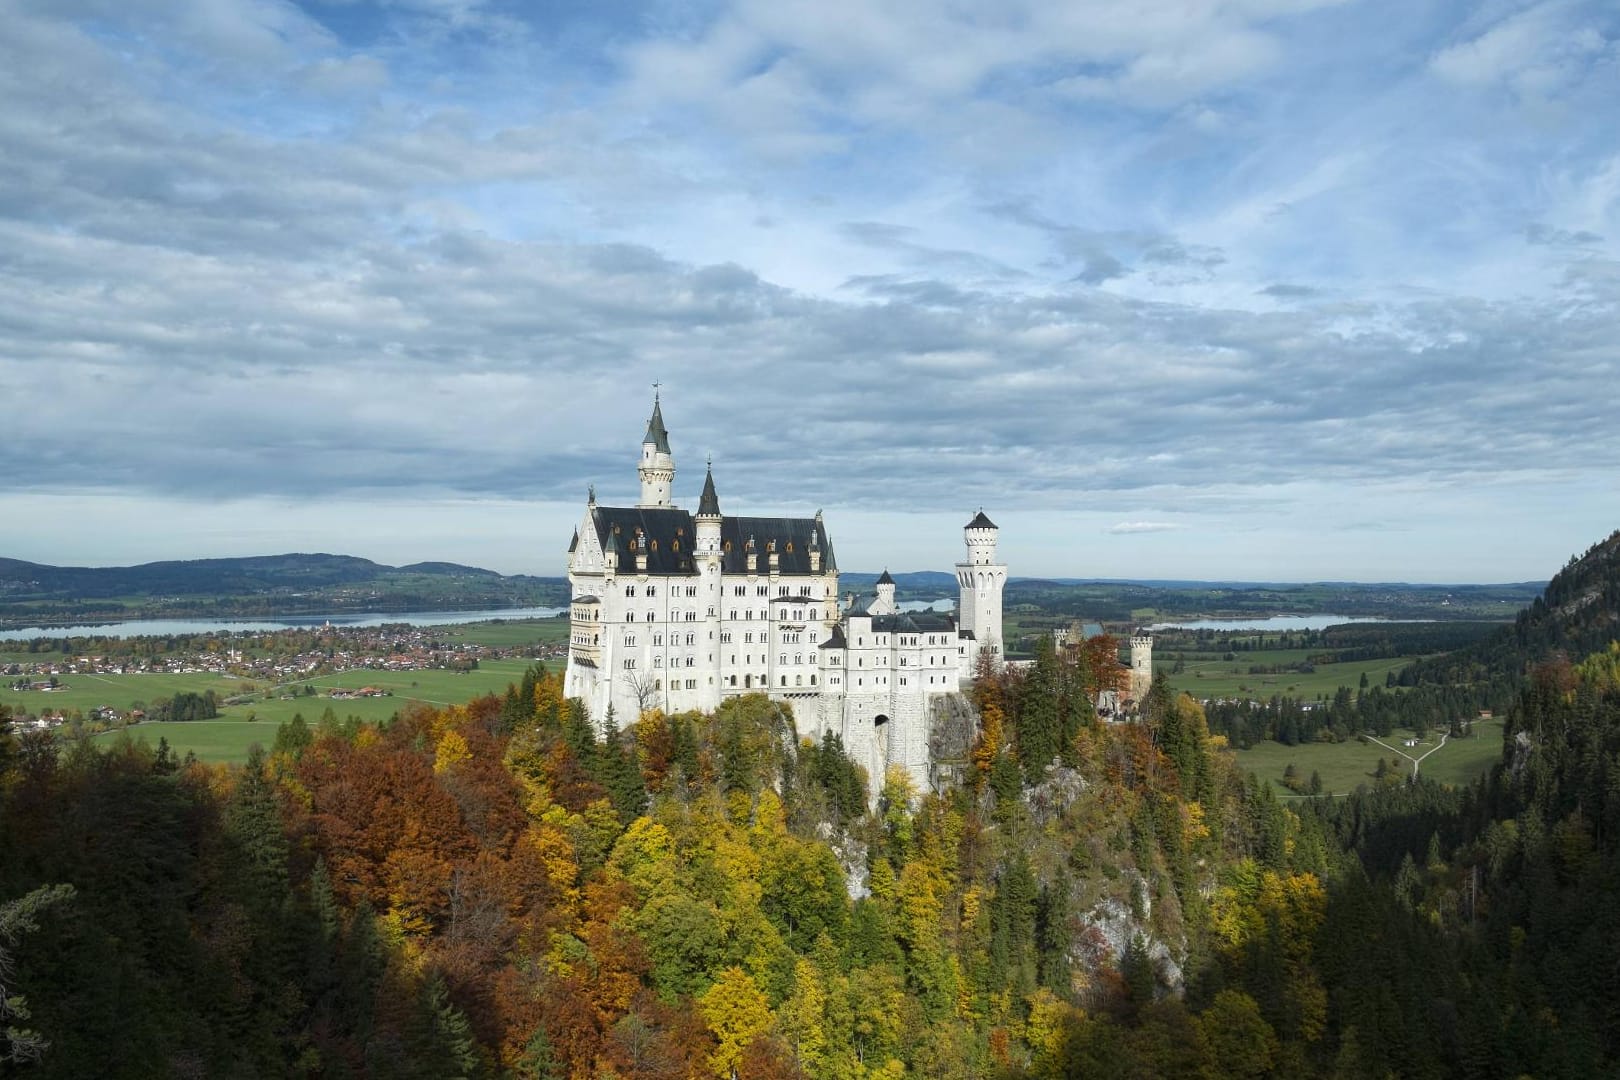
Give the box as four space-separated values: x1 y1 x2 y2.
0 554 570 629
0 554 539 599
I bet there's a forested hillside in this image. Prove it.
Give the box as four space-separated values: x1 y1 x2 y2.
2 528 1619 1078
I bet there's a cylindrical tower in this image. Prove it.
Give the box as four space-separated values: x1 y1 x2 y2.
955 510 1006 661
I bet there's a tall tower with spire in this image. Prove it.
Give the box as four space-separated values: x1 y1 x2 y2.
955 510 1006 663
638 394 675 508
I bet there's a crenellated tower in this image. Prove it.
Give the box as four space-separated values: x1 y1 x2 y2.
638 394 675 508
1129 630 1153 703
955 510 1006 663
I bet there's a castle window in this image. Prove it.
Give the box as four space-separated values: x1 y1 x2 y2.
724 540 733 552
626 613 634 622
625 633 636 646
626 585 636 596
653 657 662 667
780 676 787 686
646 612 655 621
670 539 678 551
785 542 793 553
810 674 817 686
654 634 663 645
623 659 636 670
650 539 658 552
647 586 657 596
686 679 696 690
795 674 802 686
685 633 695 646
686 657 695 667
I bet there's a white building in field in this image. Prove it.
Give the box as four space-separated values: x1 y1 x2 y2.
563 397 1006 788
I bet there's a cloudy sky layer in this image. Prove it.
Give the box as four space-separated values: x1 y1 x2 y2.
2 0 1617 583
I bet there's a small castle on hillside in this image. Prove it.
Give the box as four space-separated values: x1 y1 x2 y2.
563 397 1006 790
1051 624 1154 718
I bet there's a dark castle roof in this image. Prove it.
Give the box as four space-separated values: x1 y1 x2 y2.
643 398 671 453
966 510 997 530
591 506 699 575
586 505 835 577
871 612 958 634
876 569 894 586
719 516 834 575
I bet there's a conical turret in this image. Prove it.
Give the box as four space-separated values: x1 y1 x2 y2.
638 393 675 508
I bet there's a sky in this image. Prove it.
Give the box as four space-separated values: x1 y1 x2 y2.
1 0 1617 584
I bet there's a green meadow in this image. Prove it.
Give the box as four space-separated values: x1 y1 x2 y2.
11 647 563 763
1163 649 1415 701
1234 718 1504 796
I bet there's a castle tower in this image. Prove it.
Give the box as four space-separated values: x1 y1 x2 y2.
638 394 675 508
872 569 897 615
955 510 1006 662
695 461 723 710
1129 630 1153 703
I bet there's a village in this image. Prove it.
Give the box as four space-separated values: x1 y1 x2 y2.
2 621 568 733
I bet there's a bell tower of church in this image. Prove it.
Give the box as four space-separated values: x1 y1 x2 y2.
638 393 675 508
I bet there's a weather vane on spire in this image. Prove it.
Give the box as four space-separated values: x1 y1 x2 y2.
652 381 661 400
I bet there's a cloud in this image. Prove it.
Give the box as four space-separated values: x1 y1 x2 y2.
0 0 1617 582
1430 2 1613 99
1105 522 1187 535
1525 223 1604 247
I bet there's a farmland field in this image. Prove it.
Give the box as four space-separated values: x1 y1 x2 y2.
3 672 257 717
95 720 281 762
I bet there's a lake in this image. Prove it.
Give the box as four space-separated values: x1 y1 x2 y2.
0 607 568 641
1149 614 1410 632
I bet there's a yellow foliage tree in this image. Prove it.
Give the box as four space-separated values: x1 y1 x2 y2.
779 957 828 1073
432 728 471 774
699 966 773 1079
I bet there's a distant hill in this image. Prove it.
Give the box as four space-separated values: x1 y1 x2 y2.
839 570 957 595
0 554 569 628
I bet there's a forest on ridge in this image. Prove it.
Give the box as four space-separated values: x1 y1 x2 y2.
3 529 1620 1078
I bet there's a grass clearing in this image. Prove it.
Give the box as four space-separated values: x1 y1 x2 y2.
94 720 279 762
1165 653 1415 700
1234 718 1504 796
434 618 569 649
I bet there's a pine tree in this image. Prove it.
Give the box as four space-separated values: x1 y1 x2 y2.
1017 639 1061 783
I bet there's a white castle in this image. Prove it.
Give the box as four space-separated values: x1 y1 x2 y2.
563 397 1005 789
